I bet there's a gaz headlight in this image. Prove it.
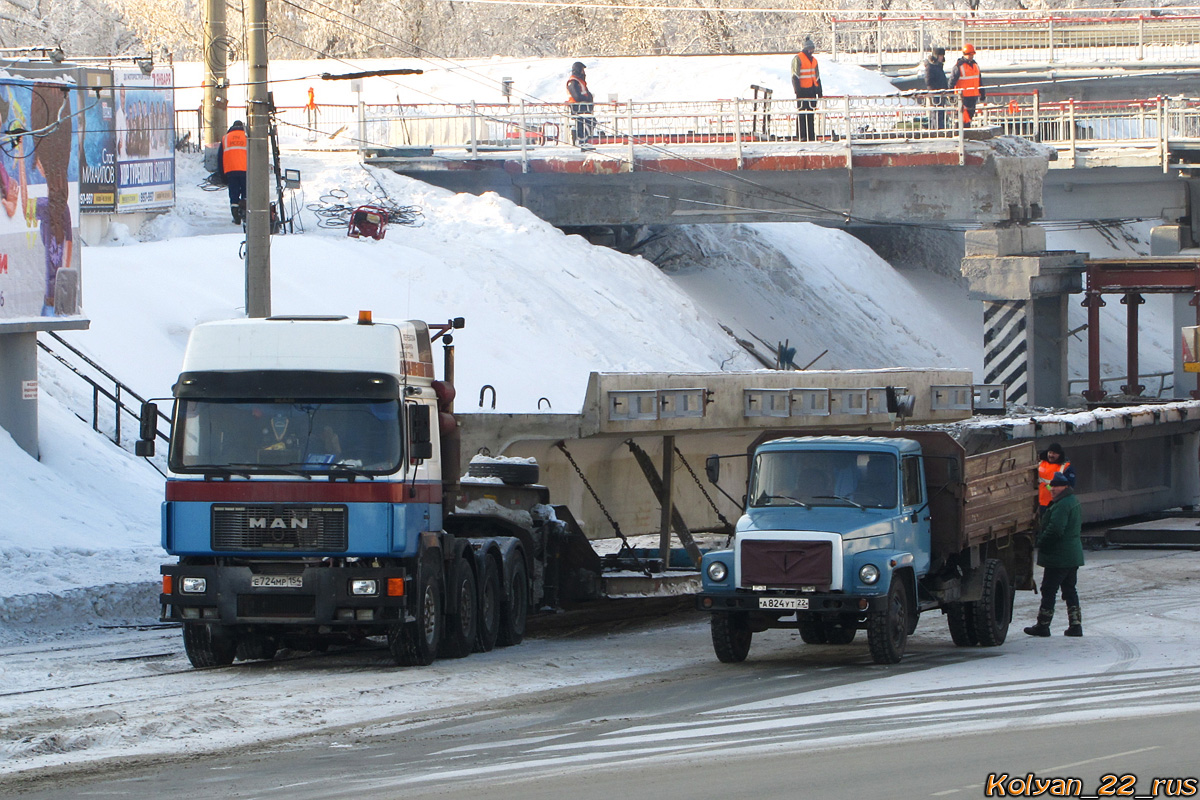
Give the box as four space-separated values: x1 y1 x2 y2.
706 561 729 583
350 579 379 596
181 577 207 593
859 564 880 585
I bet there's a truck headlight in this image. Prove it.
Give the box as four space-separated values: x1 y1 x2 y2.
707 561 729 583
859 564 880 585
350 579 378 596
181 577 207 593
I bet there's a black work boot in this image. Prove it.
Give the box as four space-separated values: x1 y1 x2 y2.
231 204 242 224
1064 605 1083 637
1024 608 1053 637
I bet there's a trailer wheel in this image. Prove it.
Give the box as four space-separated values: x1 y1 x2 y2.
235 634 278 662
389 553 442 666
466 460 539 486
474 557 501 653
439 556 478 659
972 558 1012 647
182 623 236 668
711 611 752 663
868 575 909 664
945 601 979 646
497 558 528 647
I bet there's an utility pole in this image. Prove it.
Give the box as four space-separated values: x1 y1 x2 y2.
245 0 271 318
202 0 227 149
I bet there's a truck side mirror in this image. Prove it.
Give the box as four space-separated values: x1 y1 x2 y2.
410 404 434 461
705 454 720 484
136 402 158 457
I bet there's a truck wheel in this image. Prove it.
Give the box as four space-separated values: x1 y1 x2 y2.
711 611 752 663
972 558 1012 647
389 553 442 666
797 617 828 644
235 634 278 661
466 460 539 485
945 601 979 646
868 575 909 664
474 557 501 653
439 556 478 659
823 617 857 645
182 623 236 668
497 558 528 647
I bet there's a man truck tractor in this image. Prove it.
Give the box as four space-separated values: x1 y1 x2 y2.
697 430 1037 664
142 313 593 668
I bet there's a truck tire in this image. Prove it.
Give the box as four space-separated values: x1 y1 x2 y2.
497 558 528 647
235 634 278 662
972 558 1012 647
466 460 539 486
711 611 752 663
824 617 858 645
797 616 828 644
474 556 501 653
439 556 478 659
182 623 236 668
389 553 442 666
945 601 979 646
868 575 909 664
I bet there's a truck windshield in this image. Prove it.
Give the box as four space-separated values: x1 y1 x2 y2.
171 399 403 475
750 450 898 509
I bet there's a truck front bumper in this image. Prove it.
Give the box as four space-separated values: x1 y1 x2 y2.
697 590 889 615
160 563 411 627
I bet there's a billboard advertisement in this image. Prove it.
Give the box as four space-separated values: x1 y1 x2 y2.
114 66 175 212
0 70 83 320
78 68 117 214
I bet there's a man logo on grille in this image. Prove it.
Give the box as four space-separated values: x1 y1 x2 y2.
248 516 310 530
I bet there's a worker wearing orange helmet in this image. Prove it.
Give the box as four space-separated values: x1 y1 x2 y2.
949 43 986 127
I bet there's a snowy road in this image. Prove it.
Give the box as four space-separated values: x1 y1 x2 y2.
3 548 1198 797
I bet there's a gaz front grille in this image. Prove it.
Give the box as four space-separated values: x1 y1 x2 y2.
211 505 348 551
740 539 833 589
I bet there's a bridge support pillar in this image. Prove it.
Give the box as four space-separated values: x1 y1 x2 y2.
961 225 1085 408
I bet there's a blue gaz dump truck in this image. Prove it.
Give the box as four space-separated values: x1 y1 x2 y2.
139 314 607 669
697 431 1037 664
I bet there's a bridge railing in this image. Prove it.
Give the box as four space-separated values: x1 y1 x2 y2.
832 12 1200 66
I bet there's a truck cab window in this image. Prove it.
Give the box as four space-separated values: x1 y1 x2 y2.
901 455 923 506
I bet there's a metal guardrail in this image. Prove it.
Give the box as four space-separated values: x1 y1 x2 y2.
176 93 1200 174
36 332 170 453
831 13 1200 67
1069 371 1174 399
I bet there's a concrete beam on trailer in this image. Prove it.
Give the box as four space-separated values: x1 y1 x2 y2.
456 369 975 541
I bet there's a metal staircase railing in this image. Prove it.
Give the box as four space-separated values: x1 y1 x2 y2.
36 331 170 454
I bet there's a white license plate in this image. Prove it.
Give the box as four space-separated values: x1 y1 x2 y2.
759 597 809 610
251 575 303 588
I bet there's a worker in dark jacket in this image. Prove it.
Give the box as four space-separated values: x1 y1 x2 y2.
566 61 595 147
1024 473 1085 638
949 43 985 128
923 46 948 130
791 37 823 142
216 120 248 224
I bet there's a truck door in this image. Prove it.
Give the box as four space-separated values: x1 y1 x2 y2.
899 454 931 575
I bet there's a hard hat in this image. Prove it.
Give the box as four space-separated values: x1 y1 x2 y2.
963 43 976 55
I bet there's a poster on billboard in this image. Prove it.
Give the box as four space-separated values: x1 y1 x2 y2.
0 69 84 321
78 68 117 214
114 66 175 212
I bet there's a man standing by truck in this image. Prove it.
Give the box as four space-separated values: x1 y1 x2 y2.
1024 472 1084 638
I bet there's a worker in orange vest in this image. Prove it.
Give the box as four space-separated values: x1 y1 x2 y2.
950 43 985 127
791 37 823 142
216 120 248 224
566 61 596 147
1037 442 1075 509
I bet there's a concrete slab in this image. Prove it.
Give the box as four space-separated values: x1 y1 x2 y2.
1106 516 1200 546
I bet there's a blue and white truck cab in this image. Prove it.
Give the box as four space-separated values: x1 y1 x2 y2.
697 431 1037 664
